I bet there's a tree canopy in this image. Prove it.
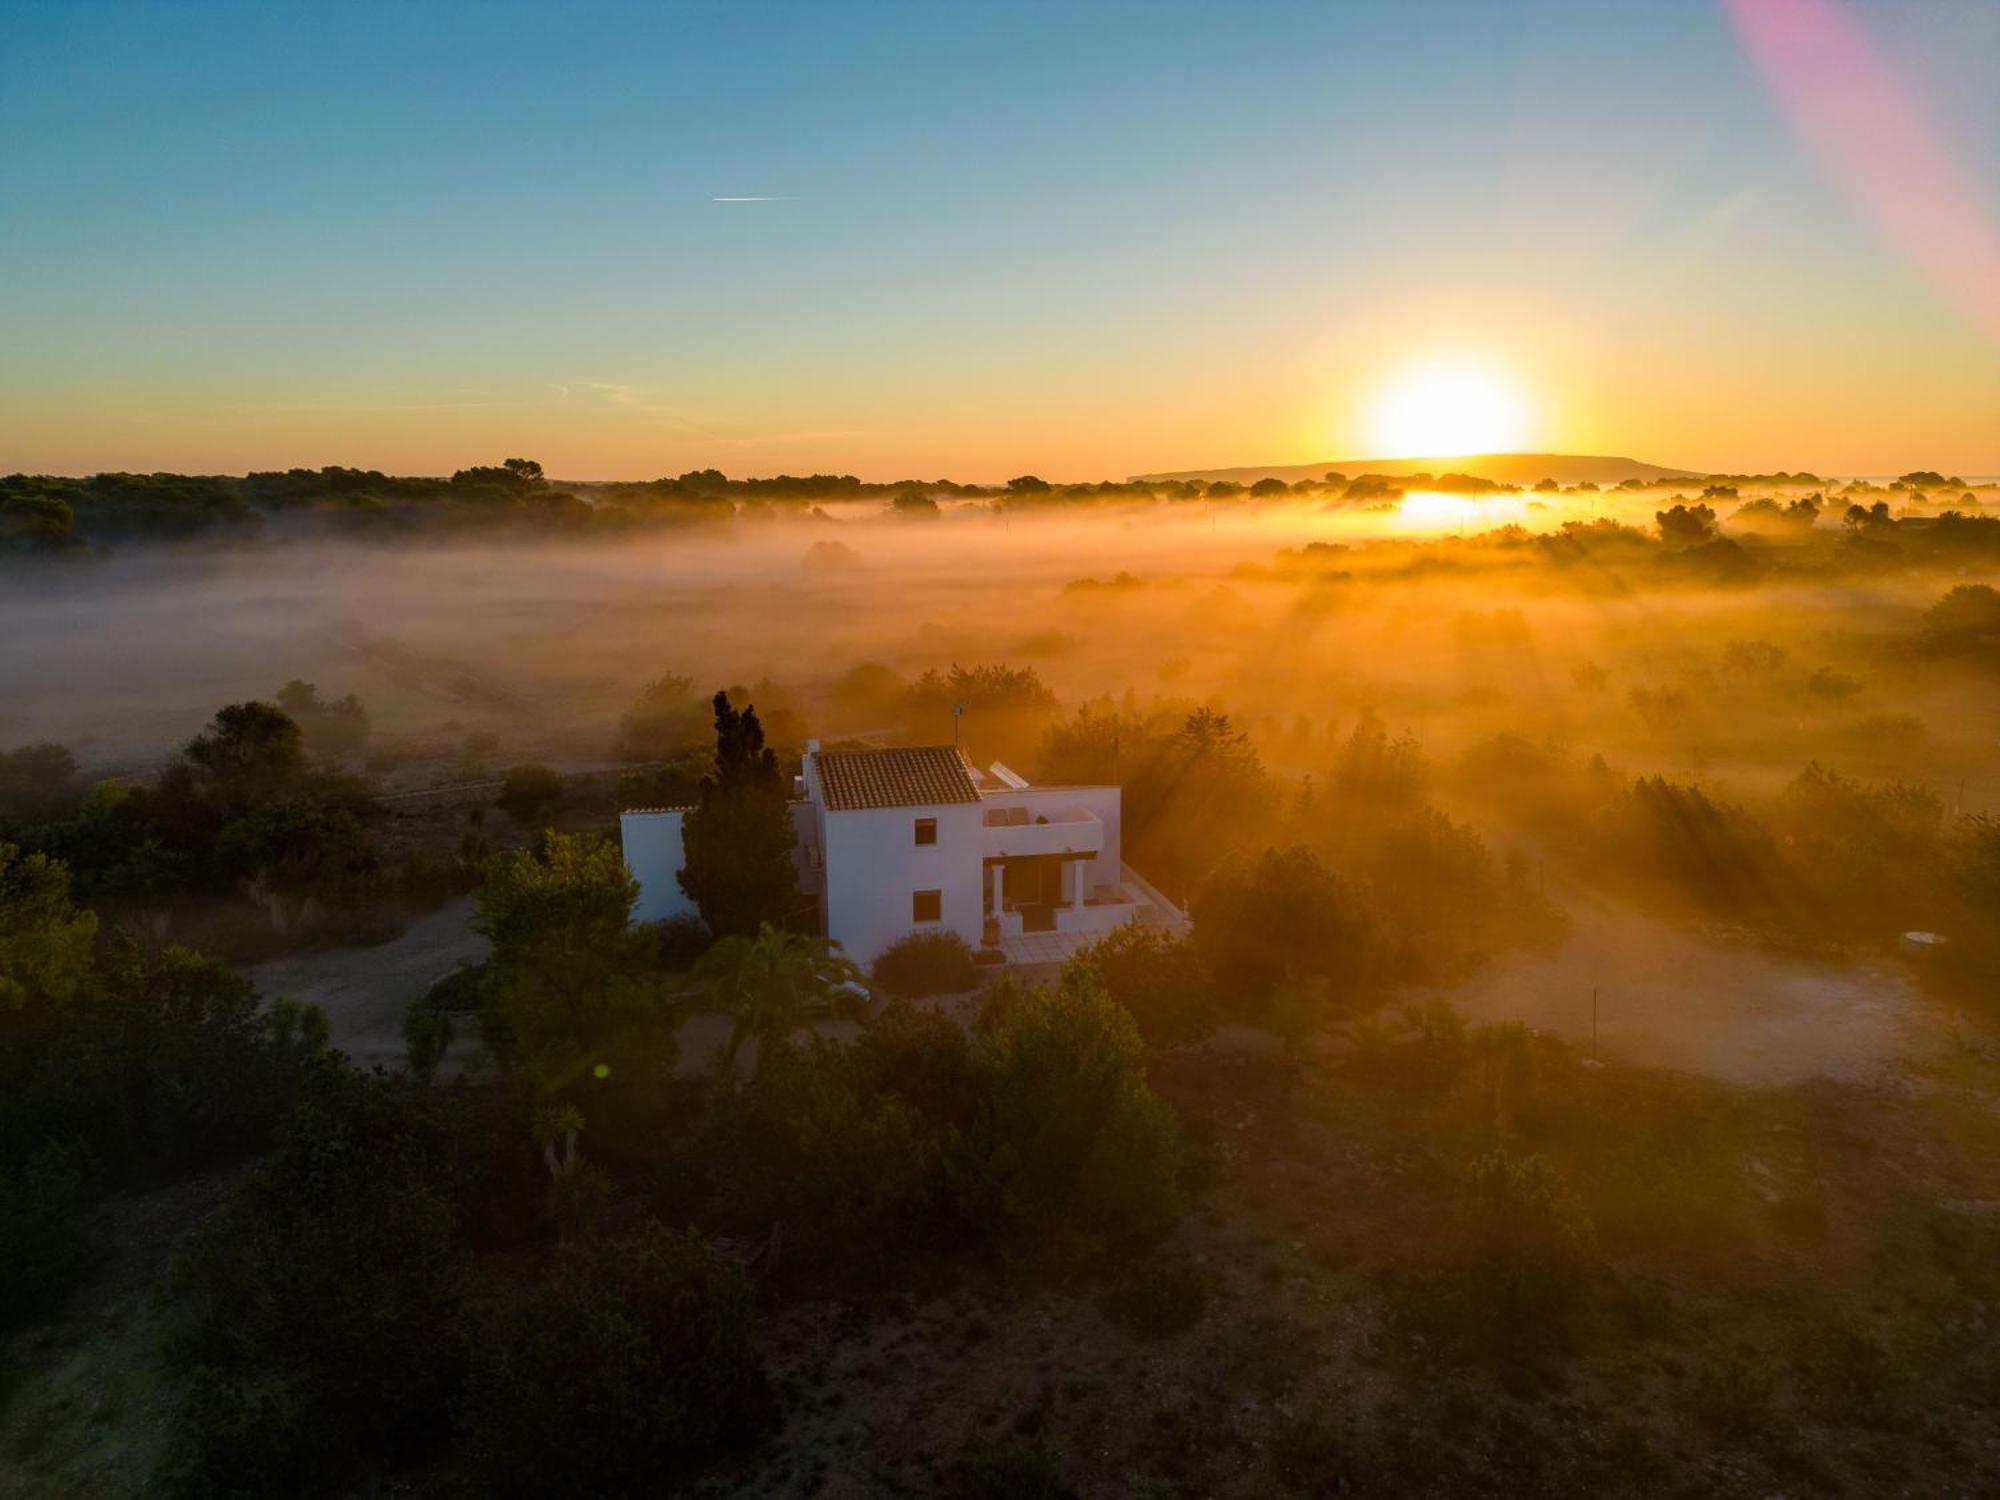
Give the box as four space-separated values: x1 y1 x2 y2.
678 692 798 937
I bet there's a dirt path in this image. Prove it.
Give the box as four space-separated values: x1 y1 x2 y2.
243 895 487 1068
1446 879 1969 1088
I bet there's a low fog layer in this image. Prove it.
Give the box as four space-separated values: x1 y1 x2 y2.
5 489 1996 818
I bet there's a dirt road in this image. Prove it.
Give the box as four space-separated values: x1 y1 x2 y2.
1445 881 1971 1088
243 895 487 1068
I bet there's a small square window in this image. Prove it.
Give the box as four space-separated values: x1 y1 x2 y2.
912 889 942 923
914 817 937 846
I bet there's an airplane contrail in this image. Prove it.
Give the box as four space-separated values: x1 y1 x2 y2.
711 195 791 203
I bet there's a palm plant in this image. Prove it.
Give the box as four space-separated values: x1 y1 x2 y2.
690 922 866 1066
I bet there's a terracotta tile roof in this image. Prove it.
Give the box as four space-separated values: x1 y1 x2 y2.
815 745 980 811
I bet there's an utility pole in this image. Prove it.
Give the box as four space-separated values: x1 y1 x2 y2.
952 700 965 748
1591 985 1599 1062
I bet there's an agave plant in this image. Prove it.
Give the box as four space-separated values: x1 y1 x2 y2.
690 922 867 1066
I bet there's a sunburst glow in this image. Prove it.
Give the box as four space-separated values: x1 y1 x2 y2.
1371 361 1528 458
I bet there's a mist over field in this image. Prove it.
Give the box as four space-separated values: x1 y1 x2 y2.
9 486 1996 812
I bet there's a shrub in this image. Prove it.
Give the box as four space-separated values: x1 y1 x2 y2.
168 1066 541 1466
954 969 1183 1252
0 741 81 827
4 924 327 1182
1193 846 1372 1009
872 928 979 998
421 962 486 1012
706 1035 959 1276
402 998 453 1083
651 912 712 971
496 763 564 825
851 1000 978 1127
460 1224 770 1495
242 1072 477 1434
1599 777 1781 917
475 831 664 1084
1916 582 2000 658
1402 1149 1598 1360
1072 923 1212 1047
1805 665 1861 701
613 672 706 761
1802 1318 1906 1424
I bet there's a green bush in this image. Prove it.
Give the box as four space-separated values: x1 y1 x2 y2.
420 961 486 1012
402 997 454 1083
1402 1149 1598 1360
652 911 713 971
1072 923 1212 1047
460 1224 770 1496
1192 845 1372 1010
871 928 979 997
496 763 564 825
170 1067 541 1466
706 1034 959 1275
954 968 1183 1253
850 1000 978 1128
2 843 329 1182
241 1071 476 1436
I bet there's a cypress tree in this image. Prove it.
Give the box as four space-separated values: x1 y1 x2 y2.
678 692 798 936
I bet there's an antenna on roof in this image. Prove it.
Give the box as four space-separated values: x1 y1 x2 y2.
952 700 966 747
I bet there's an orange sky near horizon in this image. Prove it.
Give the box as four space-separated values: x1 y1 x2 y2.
3 1 1996 482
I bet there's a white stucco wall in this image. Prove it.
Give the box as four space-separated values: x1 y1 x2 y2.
982 784 1124 897
822 800 986 964
620 810 697 924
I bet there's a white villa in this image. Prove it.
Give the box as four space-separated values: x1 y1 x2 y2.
621 741 1184 965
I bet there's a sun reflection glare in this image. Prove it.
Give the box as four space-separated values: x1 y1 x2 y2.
1395 489 1528 532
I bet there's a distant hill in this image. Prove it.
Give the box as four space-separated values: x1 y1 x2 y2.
1131 453 1701 487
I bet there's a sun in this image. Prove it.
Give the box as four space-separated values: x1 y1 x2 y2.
1370 360 1528 458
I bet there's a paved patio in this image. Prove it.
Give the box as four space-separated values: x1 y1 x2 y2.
995 928 1099 966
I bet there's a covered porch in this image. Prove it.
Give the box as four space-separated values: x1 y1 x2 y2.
982 851 1140 943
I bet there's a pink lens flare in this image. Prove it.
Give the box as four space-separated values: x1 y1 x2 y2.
1726 0 2000 348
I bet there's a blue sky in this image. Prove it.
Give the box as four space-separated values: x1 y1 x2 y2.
2 0 1995 478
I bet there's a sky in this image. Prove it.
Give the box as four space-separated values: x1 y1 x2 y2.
2 0 1996 481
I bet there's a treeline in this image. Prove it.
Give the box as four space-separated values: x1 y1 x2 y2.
0 685 469 960
17 455 1981 558
2 458 617 553
1249 507 2000 594
0 460 1418 555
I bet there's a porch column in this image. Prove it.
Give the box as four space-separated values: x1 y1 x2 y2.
1061 858 1077 908
988 861 1003 918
